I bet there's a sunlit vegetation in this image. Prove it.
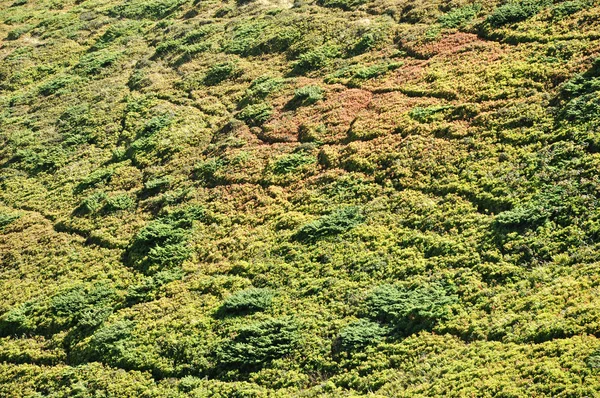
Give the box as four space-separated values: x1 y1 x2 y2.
1 0 600 395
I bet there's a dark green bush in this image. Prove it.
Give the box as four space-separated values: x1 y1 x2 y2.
109 0 185 20
124 206 202 273
76 192 108 215
293 206 364 243
486 0 549 27
143 176 171 195
74 51 119 76
0 300 42 336
286 86 324 109
126 269 184 305
494 205 549 228
104 194 135 212
76 168 114 192
325 62 402 87
292 46 340 75
239 76 284 107
0 213 20 229
38 75 75 96
216 318 299 373
236 103 273 127
552 0 588 19
125 218 190 274
219 288 274 316
56 104 96 145
318 0 366 11
204 62 241 86
364 283 456 336
86 320 135 363
409 105 453 123
12 147 69 173
50 283 117 332
337 319 387 352
271 153 316 174
438 4 481 29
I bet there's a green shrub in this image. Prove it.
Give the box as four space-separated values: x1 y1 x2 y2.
204 62 241 86
216 318 299 373
363 283 456 336
125 219 189 273
239 76 284 107
286 86 324 109
271 153 316 174
438 4 481 29
586 349 600 369
104 194 135 212
74 50 119 76
292 46 340 74
76 191 108 215
224 21 268 56
50 283 117 332
143 176 171 195
86 320 135 363
236 103 273 127
486 0 549 27
409 105 453 123
0 300 42 336
219 288 274 316
109 0 185 20
6 25 33 40
494 205 549 228
76 168 114 192
125 207 202 274
38 75 75 96
126 268 184 304
194 157 226 186
552 1 588 19
318 0 366 11
325 62 402 87
0 213 20 229
293 206 364 243
337 319 387 352
56 104 96 145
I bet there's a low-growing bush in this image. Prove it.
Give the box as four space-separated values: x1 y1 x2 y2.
219 288 274 316
236 103 273 127
486 0 549 27
552 0 588 19
270 153 316 174
126 268 185 305
337 319 387 352
204 62 241 86
216 318 299 373
38 75 75 96
109 0 185 20
318 0 366 11
104 194 135 212
438 4 481 29
325 62 402 87
0 213 20 229
292 46 340 75
293 206 364 243
239 76 284 108
124 210 199 274
363 283 456 336
76 191 108 215
286 86 324 109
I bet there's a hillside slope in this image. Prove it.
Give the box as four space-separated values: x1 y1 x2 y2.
1 0 600 396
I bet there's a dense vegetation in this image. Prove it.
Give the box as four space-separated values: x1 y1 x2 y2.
1 0 600 396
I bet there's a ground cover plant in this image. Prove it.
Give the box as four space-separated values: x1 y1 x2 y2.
1 0 600 396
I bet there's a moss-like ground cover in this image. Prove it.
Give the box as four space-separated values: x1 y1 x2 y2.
1 0 600 396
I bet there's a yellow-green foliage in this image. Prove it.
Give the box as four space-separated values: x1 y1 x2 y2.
1 0 600 395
